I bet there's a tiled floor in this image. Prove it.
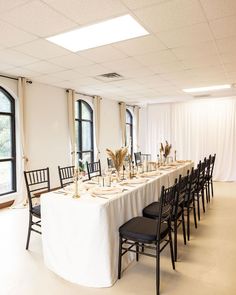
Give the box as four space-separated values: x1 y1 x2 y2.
0 182 236 295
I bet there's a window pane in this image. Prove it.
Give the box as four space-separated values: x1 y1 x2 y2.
0 91 11 113
82 121 92 150
82 152 92 163
126 110 131 124
75 121 80 150
0 115 12 158
0 161 12 194
82 102 92 120
75 101 79 119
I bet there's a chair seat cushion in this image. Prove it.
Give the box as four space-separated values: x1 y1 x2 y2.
31 205 41 218
143 202 182 220
119 216 168 243
143 201 161 219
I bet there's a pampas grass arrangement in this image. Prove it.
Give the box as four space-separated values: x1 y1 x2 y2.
160 140 172 157
106 147 128 172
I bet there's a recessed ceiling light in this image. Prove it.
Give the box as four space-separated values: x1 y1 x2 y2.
183 84 231 93
46 15 149 52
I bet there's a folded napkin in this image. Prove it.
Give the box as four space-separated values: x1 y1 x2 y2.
83 182 97 190
125 178 148 185
140 171 161 177
176 160 191 163
89 186 123 196
158 166 173 170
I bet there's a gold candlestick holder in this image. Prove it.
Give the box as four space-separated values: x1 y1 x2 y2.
73 168 80 198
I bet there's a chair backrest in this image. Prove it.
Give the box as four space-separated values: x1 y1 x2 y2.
205 156 211 179
185 167 197 204
134 152 142 166
156 183 177 240
196 160 206 190
209 153 216 178
177 173 189 203
58 165 75 188
24 168 50 211
86 160 102 180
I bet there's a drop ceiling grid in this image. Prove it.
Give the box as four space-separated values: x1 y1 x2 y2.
0 0 235 102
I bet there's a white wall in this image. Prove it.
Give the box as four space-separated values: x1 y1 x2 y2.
0 77 123 202
99 97 121 170
25 82 71 188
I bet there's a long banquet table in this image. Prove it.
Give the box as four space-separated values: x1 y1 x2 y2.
41 161 193 287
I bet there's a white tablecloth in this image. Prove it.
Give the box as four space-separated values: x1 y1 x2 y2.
41 162 193 287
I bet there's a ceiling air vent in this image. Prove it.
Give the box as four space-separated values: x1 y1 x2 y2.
95 72 124 82
193 94 211 99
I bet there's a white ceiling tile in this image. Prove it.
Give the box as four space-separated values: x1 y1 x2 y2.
210 16 236 39
134 0 206 33
75 64 112 76
220 53 236 64
223 62 236 73
101 57 143 71
0 63 14 71
0 20 37 48
24 61 66 74
134 75 173 87
0 0 77 37
122 0 163 10
200 0 236 20
134 50 178 66
148 61 185 74
79 45 128 63
227 72 236 81
117 67 155 79
180 54 222 69
112 35 166 56
43 0 128 25
50 69 82 80
216 36 236 54
14 39 70 59
0 49 39 66
0 0 30 13
2 67 41 78
49 53 94 68
33 74 66 84
171 41 218 60
157 23 213 47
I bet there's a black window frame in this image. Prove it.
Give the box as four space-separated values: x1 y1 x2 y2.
126 109 133 157
0 86 16 196
75 99 94 164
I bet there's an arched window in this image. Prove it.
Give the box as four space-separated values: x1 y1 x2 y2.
75 100 94 163
0 87 16 196
126 109 133 156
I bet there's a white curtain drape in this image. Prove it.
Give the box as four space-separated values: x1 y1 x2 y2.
13 77 28 206
119 102 126 147
93 96 102 160
67 89 76 165
134 106 140 152
140 97 236 181
141 104 172 160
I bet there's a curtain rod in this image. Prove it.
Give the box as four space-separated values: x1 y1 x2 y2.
66 89 96 98
0 74 32 83
119 102 140 108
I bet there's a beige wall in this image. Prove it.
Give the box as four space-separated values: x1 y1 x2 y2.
0 78 122 201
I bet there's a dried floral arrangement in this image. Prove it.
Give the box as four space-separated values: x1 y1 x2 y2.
160 140 172 158
106 147 128 172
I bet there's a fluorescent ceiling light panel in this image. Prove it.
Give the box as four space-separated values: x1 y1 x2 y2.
46 15 149 52
183 84 231 93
